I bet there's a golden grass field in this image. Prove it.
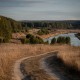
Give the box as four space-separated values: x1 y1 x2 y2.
0 43 80 80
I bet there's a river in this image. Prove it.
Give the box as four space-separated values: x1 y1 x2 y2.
43 33 80 46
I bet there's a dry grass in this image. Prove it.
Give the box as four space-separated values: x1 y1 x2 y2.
57 46 80 71
12 32 26 39
0 43 80 80
0 43 60 80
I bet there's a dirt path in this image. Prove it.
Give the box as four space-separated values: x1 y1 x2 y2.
12 50 78 80
12 51 57 80
40 55 69 80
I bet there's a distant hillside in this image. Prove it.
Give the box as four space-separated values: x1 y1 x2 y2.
21 20 80 29
0 15 80 43
0 16 22 42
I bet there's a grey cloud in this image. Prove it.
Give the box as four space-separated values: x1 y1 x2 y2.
0 0 80 20
0 0 43 7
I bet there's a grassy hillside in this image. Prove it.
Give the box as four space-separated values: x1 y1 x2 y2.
0 16 22 42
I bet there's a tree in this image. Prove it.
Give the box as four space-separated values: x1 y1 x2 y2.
0 16 23 43
37 28 49 35
26 34 34 39
65 37 70 44
57 36 70 44
51 38 56 44
57 36 62 43
29 36 43 44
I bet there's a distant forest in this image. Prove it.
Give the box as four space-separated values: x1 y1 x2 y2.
21 20 80 29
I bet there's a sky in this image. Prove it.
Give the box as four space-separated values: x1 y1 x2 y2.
0 0 80 20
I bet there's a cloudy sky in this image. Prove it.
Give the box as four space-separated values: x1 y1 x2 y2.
0 0 80 20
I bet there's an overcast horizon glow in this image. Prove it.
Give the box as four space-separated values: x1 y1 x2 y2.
0 0 80 20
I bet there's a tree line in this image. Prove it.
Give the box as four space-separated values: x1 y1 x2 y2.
21 20 80 29
20 34 71 45
21 21 71 29
51 36 71 44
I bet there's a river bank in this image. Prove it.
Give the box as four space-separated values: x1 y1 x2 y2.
44 33 80 46
40 29 80 39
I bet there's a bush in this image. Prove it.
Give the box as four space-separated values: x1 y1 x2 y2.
0 37 3 43
37 30 44 35
21 34 43 44
30 36 43 44
51 38 56 44
44 41 49 44
21 38 29 44
26 34 34 39
57 36 70 44
57 36 65 43
65 37 70 44
0 36 11 43
36 36 44 43
37 28 49 35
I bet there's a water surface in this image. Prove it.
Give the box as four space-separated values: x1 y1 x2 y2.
44 33 80 46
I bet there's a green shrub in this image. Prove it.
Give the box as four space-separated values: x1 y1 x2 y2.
44 41 49 44
37 28 49 35
65 37 70 44
0 37 3 43
21 38 29 44
37 30 44 35
30 36 43 44
26 34 34 39
57 36 70 44
51 38 56 44
36 36 44 43
57 36 65 43
21 34 43 44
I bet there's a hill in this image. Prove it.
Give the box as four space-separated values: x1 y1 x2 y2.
0 16 22 42
0 15 80 43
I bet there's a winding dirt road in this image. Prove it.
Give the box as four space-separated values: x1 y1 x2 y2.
12 51 57 80
12 51 71 80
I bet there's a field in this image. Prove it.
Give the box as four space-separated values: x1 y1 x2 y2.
0 43 80 80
